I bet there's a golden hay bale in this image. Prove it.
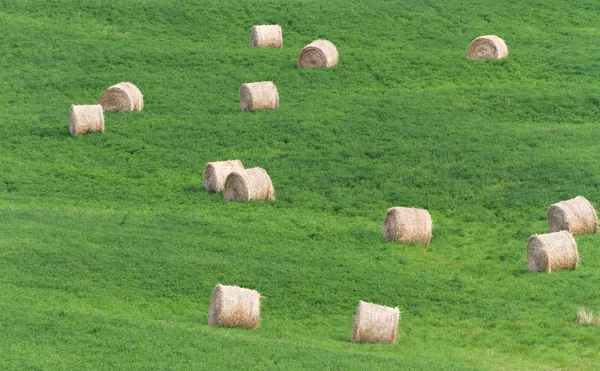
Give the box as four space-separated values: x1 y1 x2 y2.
467 35 508 60
208 284 260 329
203 160 245 193
383 207 432 245
526 231 578 273
351 300 400 344
547 196 598 235
99 82 144 112
224 167 275 201
298 40 339 68
250 25 283 48
240 81 279 112
69 104 104 136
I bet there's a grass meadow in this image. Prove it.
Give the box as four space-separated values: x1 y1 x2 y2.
1 0 600 369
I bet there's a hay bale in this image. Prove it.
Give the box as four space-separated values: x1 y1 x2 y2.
250 25 283 48
467 35 508 59
547 196 597 235
298 40 339 68
383 207 432 244
240 81 279 112
99 82 144 112
208 284 260 329
203 160 245 193
69 104 104 135
526 231 578 273
351 300 400 344
224 167 275 201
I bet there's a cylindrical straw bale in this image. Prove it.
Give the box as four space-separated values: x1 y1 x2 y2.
99 82 144 112
203 160 245 193
547 196 597 235
467 35 508 60
69 104 104 136
351 301 400 344
250 25 283 48
383 207 432 244
298 40 339 68
526 231 578 273
208 284 260 329
240 81 279 112
224 167 275 201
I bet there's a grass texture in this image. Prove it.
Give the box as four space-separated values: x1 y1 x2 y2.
1 0 600 369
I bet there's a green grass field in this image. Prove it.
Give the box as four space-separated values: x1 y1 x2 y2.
1 1 600 369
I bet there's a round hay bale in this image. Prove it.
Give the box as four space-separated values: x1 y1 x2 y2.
223 167 275 201
208 284 260 329
351 300 400 344
69 104 104 136
203 160 244 193
383 207 432 245
467 35 508 60
547 196 597 235
250 25 283 48
298 40 339 68
240 81 279 112
99 82 144 112
526 231 578 273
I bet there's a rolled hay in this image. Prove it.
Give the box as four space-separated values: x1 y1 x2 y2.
547 196 598 235
99 82 144 112
203 160 245 193
383 207 432 245
208 284 260 329
69 104 104 135
240 81 279 112
298 40 339 68
351 301 400 344
250 25 283 48
467 35 508 60
224 167 275 201
526 231 578 273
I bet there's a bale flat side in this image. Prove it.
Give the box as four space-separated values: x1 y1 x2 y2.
223 171 250 201
69 104 105 135
240 81 279 112
203 160 244 193
547 196 597 235
526 231 578 273
298 40 339 68
250 25 283 48
383 207 432 244
351 301 399 344
467 35 508 60
208 284 260 329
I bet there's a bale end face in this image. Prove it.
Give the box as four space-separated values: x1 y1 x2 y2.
351 301 400 344
208 284 260 329
383 207 432 244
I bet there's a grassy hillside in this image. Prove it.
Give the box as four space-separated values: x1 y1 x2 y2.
1 0 600 369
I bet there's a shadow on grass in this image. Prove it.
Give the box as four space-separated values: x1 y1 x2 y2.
183 184 204 193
